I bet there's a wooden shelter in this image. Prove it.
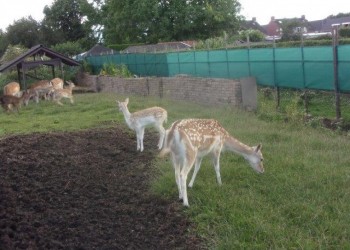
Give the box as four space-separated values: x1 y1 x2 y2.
0 44 80 89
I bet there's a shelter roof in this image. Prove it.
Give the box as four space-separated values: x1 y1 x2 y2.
0 44 80 72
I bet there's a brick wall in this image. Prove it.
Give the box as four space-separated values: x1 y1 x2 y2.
76 73 243 107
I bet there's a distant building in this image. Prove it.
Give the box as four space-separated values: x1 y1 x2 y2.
241 17 267 34
74 44 117 61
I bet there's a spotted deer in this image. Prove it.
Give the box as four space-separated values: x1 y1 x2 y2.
159 119 264 207
50 77 64 89
52 80 76 105
28 80 54 103
117 98 168 152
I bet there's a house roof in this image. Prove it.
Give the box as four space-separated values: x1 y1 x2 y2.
122 41 193 53
74 44 117 60
0 44 80 73
309 16 350 32
241 18 267 34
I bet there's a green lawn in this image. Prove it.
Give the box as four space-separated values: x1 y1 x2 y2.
1 92 349 249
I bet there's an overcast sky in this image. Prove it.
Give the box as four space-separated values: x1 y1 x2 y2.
0 0 53 30
239 0 349 25
0 0 349 31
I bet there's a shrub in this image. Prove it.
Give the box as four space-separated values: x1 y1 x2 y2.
99 63 133 77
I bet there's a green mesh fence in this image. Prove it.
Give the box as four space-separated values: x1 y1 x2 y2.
86 45 350 92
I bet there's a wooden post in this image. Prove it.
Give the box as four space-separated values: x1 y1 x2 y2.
332 25 341 120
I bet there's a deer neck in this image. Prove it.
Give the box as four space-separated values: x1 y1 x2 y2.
223 135 254 157
120 106 132 125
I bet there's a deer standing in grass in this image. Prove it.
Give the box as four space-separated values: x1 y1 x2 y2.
28 80 54 104
159 119 264 207
52 80 76 105
0 91 31 113
117 98 167 152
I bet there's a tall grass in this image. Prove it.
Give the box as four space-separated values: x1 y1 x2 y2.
1 93 349 249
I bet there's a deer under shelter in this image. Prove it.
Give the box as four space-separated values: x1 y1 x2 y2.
0 44 80 89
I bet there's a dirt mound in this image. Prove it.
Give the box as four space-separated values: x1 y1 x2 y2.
0 127 203 249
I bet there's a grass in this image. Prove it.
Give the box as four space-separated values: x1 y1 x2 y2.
1 92 349 249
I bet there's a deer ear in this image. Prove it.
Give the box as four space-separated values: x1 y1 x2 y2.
255 144 262 152
125 98 129 104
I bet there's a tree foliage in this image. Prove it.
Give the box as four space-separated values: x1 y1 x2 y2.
102 0 242 44
0 44 27 64
239 29 265 42
41 0 99 49
280 20 306 41
50 41 83 57
6 17 42 48
0 30 8 57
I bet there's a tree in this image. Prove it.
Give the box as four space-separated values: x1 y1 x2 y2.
51 41 83 57
239 29 265 42
102 0 242 44
280 19 307 41
5 16 42 48
0 44 27 64
42 0 99 48
0 29 9 58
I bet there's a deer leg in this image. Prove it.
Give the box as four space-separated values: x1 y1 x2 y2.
139 128 145 152
212 149 222 185
56 100 64 106
135 129 141 151
180 152 196 207
188 157 203 188
172 157 183 201
156 124 165 150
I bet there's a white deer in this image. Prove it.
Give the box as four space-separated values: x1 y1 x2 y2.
117 98 168 152
159 119 264 207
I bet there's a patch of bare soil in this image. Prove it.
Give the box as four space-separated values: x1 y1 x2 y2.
0 127 203 249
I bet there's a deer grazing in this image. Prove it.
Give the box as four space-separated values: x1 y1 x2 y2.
3 82 21 97
52 80 76 105
159 119 264 207
117 98 168 152
0 91 31 113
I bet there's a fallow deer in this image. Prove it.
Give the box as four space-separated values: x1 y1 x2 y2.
52 80 76 105
117 98 168 152
50 77 64 89
159 119 264 207
3 82 21 97
0 91 31 113
28 80 54 103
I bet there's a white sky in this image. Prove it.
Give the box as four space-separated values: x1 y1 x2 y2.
0 0 54 31
239 0 349 25
0 0 349 31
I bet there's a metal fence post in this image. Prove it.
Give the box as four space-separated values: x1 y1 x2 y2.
332 24 341 120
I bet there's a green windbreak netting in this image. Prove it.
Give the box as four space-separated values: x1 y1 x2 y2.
85 45 350 92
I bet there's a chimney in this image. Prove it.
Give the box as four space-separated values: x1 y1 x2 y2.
271 16 275 21
252 17 256 22
301 15 305 20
